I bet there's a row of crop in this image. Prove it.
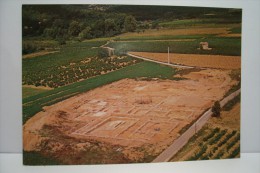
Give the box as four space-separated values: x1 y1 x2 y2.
187 128 240 161
23 55 142 88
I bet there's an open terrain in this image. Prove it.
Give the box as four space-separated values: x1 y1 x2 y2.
23 68 238 164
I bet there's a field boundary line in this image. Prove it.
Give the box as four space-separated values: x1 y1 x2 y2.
152 89 241 163
127 52 202 69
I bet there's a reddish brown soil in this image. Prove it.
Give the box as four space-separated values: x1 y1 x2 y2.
23 69 237 164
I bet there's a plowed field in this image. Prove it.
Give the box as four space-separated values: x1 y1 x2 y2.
129 52 241 69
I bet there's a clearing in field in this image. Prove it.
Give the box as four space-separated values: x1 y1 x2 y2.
129 52 241 69
23 68 238 164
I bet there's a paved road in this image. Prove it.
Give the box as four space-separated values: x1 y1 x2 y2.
152 89 241 163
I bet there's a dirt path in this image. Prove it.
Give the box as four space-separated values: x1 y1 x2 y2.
127 52 196 69
152 89 241 163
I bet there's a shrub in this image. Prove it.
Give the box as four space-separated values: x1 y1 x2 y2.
212 101 221 117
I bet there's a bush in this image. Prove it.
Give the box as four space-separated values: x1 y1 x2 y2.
212 101 221 117
98 48 109 58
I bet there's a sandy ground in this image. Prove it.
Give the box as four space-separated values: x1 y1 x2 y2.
23 68 238 163
129 52 241 69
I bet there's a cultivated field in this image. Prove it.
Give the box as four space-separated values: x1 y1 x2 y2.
22 41 142 88
108 37 241 56
128 52 241 69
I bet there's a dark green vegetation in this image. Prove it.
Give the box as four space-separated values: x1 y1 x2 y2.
229 27 242 34
224 69 241 97
22 41 141 88
159 18 241 28
22 39 59 54
222 94 241 111
212 101 221 117
108 37 241 56
23 61 177 124
22 87 50 98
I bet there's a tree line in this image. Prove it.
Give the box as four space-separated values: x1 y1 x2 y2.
23 5 137 42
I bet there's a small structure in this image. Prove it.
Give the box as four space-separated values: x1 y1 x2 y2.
199 42 212 50
107 47 115 56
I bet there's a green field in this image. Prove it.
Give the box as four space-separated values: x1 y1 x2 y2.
114 35 209 41
229 27 242 34
23 61 177 124
108 37 241 56
159 18 240 28
22 87 50 98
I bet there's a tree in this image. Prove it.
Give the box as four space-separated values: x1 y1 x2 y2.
212 101 221 117
79 26 92 40
124 15 137 32
68 21 81 37
104 19 117 36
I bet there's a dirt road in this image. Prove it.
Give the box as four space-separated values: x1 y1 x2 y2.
127 52 196 69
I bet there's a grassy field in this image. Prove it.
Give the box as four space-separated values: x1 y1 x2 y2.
114 35 209 41
159 19 240 28
108 37 241 56
23 61 177 124
22 86 51 98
